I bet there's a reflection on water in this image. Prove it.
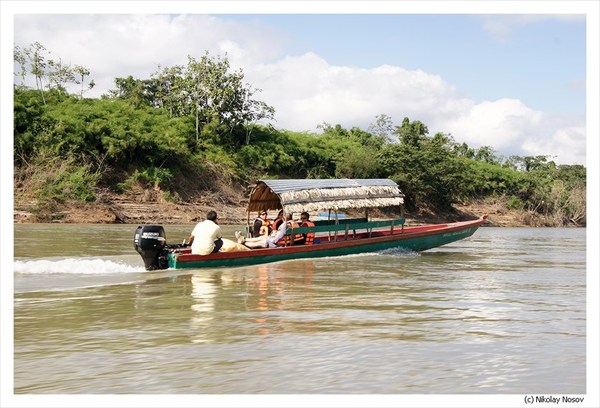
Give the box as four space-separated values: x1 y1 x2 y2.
12 226 586 394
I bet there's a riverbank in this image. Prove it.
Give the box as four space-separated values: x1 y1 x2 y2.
13 191 573 227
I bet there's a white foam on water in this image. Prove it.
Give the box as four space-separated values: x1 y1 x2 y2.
330 247 420 259
378 247 420 256
14 258 145 275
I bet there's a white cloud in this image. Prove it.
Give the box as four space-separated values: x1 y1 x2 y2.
435 98 544 149
432 98 585 164
246 54 456 131
247 54 585 164
13 14 586 165
522 126 586 165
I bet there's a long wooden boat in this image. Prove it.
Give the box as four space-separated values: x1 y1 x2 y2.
134 179 487 270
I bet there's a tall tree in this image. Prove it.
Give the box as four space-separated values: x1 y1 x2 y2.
152 64 185 117
73 65 93 99
47 58 75 94
25 42 48 104
108 76 155 108
474 146 499 164
145 51 274 146
368 114 395 142
395 117 428 146
13 45 27 88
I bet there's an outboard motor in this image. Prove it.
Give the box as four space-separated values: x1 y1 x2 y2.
134 225 169 270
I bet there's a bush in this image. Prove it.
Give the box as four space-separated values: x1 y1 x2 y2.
32 157 100 203
506 195 525 210
117 166 173 191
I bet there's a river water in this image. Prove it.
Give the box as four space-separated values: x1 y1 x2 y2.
10 224 588 400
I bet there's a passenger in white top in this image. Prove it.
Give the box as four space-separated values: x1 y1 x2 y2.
235 213 290 249
188 210 223 255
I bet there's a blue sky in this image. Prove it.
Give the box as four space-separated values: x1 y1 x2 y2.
2 3 596 167
231 14 586 115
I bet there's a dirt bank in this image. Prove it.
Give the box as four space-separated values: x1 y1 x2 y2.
14 190 549 227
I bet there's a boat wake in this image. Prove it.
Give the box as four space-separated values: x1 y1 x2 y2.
378 247 420 256
14 257 145 275
339 247 419 258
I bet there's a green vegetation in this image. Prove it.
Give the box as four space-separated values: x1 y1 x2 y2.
13 43 586 226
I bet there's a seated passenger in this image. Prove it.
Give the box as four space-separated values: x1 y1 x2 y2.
276 214 304 246
188 210 223 255
236 213 290 249
297 211 316 245
271 209 284 231
252 210 271 237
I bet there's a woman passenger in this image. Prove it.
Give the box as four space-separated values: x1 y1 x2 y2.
252 210 271 237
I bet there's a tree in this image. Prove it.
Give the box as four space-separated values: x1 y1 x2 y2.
73 65 92 99
395 117 428 146
14 45 27 88
504 154 551 172
25 42 48 104
368 114 395 142
47 58 75 94
151 64 185 116
379 120 465 210
522 155 551 172
239 87 275 145
14 42 94 100
108 76 155 109
474 146 499 164
182 53 273 144
140 52 274 147
454 142 475 159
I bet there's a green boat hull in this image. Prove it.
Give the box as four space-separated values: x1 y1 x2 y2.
167 218 485 269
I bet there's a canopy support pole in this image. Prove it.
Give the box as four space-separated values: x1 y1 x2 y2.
246 211 251 236
328 209 332 242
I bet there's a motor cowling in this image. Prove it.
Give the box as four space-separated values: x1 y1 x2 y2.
134 225 169 270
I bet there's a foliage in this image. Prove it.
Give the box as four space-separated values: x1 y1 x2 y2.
377 125 466 211
108 52 275 148
12 44 586 225
14 42 94 100
117 167 174 191
506 195 526 211
28 155 100 204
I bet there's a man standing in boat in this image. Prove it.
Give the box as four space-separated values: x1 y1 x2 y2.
188 210 223 255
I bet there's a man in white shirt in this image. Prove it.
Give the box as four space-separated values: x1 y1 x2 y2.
188 210 223 255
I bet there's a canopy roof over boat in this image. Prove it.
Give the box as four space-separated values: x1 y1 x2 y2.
247 179 405 214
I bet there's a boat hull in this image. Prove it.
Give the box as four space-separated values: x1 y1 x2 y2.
167 216 487 269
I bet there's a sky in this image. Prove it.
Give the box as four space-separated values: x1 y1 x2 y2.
3 2 596 166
